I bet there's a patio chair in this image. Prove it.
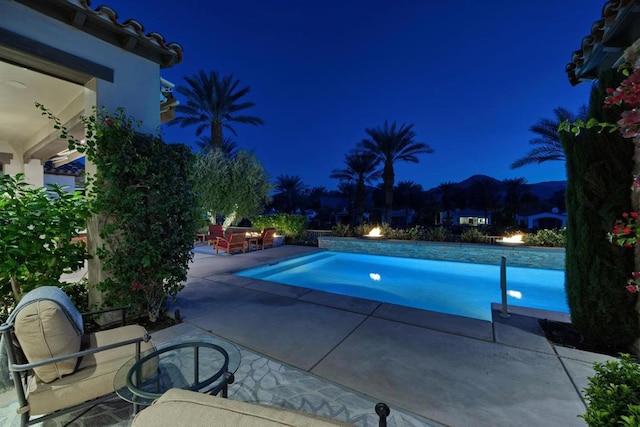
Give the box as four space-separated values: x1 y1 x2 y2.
256 227 277 250
205 224 225 246
0 286 154 427
215 231 247 255
131 388 391 426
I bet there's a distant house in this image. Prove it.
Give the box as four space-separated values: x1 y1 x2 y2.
44 159 85 192
516 208 567 230
439 209 491 227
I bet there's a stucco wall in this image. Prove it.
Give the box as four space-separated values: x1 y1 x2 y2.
1 1 160 133
318 237 565 270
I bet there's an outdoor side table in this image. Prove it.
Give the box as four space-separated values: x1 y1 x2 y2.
114 339 241 412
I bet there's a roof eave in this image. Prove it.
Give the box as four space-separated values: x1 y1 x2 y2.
567 0 640 85
14 0 183 68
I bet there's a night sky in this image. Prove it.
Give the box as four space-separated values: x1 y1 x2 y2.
104 0 604 191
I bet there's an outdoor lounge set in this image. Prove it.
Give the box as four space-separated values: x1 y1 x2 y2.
207 226 277 255
0 286 391 426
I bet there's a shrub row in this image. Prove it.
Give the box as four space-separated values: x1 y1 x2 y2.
330 224 566 248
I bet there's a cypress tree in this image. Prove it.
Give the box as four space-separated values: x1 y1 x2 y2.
563 69 638 351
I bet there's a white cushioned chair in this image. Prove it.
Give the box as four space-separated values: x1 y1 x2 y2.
0 286 154 426
131 388 392 427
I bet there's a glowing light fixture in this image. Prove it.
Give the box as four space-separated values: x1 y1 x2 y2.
365 227 383 238
369 273 381 281
497 233 524 246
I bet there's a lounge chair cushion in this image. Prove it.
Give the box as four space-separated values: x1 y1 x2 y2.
13 287 84 383
132 388 352 426
27 324 153 415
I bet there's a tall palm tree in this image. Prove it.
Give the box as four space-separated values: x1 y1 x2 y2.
330 150 381 225
170 70 264 149
502 177 528 224
438 181 459 225
274 174 307 213
359 121 433 223
468 178 499 224
511 106 587 169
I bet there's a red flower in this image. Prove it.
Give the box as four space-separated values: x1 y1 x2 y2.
632 271 640 278
632 212 639 219
626 285 638 293
131 281 144 291
623 212 629 218
623 227 632 235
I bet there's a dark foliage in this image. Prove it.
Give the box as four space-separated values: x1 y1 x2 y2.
563 69 638 350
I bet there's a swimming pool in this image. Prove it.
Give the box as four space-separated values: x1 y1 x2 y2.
236 251 568 321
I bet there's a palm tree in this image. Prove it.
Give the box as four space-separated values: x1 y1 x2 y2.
511 106 587 169
394 181 424 226
330 150 381 225
170 70 264 149
502 177 528 224
274 174 307 213
359 121 433 223
468 178 499 225
438 181 459 225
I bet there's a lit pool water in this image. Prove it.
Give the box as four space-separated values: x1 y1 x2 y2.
236 251 568 321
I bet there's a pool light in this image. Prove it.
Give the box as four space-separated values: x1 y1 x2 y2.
369 273 381 281
507 290 522 299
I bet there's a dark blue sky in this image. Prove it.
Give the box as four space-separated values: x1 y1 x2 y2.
106 0 603 191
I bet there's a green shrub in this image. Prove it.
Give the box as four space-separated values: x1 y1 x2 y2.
331 223 352 237
424 226 449 242
60 280 90 314
460 227 486 243
523 229 566 247
384 226 427 240
581 354 640 426
252 213 307 239
0 173 90 304
40 105 200 322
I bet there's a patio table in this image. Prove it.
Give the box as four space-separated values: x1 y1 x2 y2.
114 338 241 412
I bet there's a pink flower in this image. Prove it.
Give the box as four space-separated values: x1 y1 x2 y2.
631 212 639 219
626 284 638 293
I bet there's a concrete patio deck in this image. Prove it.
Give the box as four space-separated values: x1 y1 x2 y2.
167 244 611 427
0 244 614 426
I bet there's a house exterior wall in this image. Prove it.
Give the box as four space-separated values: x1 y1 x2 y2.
2 2 160 133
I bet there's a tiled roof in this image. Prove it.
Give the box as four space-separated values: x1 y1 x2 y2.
566 0 640 85
15 0 183 68
44 159 84 176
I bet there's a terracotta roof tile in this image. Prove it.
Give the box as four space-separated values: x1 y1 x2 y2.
16 0 183 67
71 0 183 66
566 0 640 85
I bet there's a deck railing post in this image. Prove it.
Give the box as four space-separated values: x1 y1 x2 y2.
500 256 510 318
